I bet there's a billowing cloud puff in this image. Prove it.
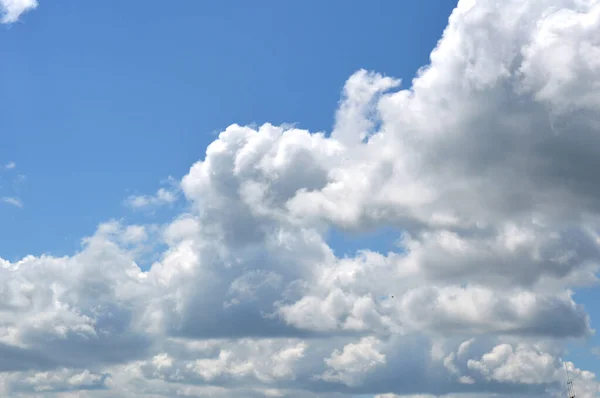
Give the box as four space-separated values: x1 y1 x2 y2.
2 0 600 396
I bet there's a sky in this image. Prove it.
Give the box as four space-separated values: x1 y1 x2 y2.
1 0 600 397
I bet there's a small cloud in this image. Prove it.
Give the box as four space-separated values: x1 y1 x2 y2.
1 0 38 24
592 347 600 357
4 161 16 170
125 188 178 210
2 197 23 208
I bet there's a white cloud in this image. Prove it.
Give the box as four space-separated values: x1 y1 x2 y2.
5 368 109 394
121 225 148 244
125 187 178 210
1 163 25 207
320 336 386 386
2 0 600 396
2 196 23 208
0 0 37 24
467 344 559 385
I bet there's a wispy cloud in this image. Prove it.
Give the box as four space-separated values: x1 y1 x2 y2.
1 162 25 207
0 0 38 24
125 187 178 210
2 197 23 208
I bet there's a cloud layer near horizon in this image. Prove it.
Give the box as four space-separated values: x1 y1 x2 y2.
3 0 600 396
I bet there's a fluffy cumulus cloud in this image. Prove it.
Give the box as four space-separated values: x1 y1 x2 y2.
0 0 37 23
2 0 600 396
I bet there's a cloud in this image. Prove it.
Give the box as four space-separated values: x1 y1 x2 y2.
6 368 110 394
2 0 600 397
467 344 559 385
2 197 23 208
1 163 25 207
124 187 179 210
320 336 386 387
0 0 37 24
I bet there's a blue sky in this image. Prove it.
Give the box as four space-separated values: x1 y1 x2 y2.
2 1 600 397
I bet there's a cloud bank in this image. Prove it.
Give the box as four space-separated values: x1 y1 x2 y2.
2 0 600 396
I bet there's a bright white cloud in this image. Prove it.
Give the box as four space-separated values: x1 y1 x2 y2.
2 0 600 397
0 0 37 23
321 336 386 386
467 344 558 384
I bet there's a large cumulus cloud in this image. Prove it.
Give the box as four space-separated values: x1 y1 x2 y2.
2 0 600 396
